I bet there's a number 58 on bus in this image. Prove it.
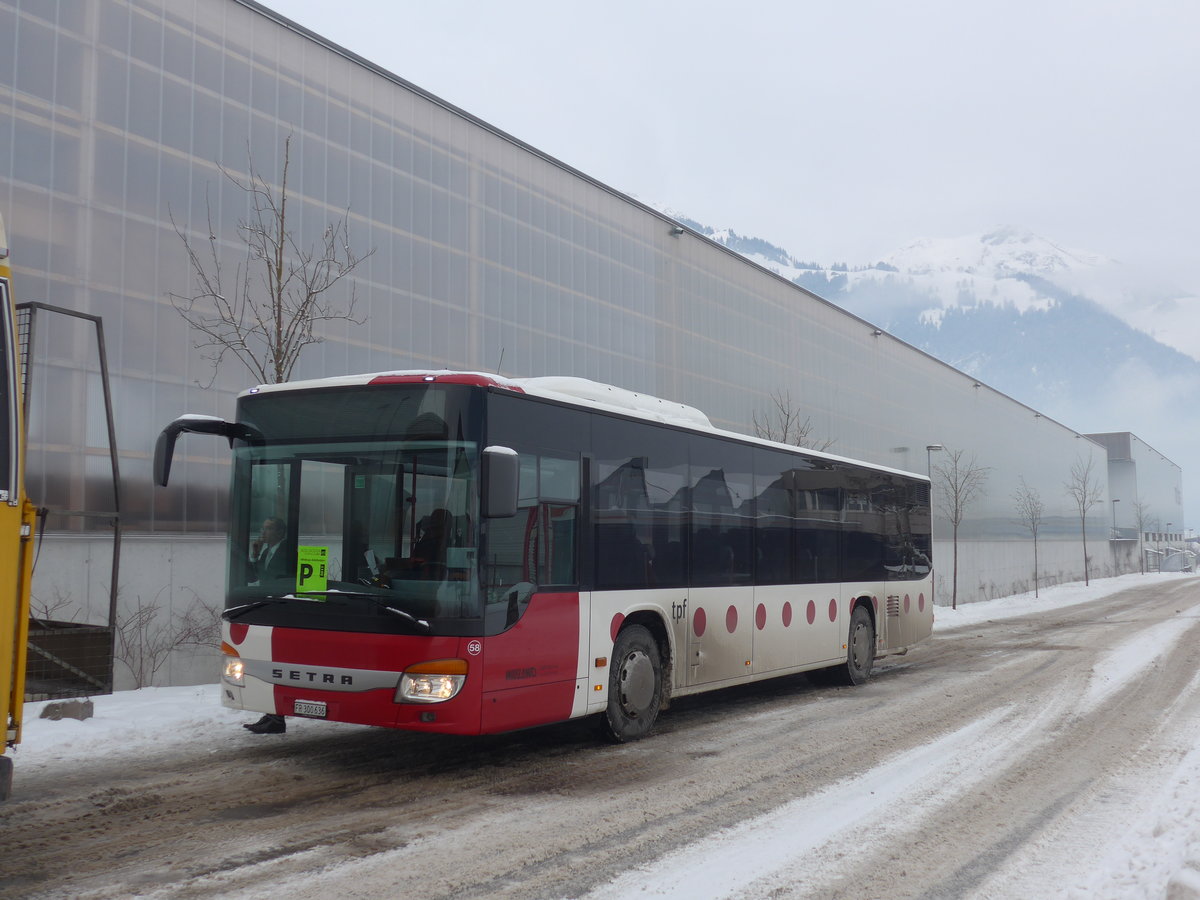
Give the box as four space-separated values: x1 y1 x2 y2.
155 372 933 741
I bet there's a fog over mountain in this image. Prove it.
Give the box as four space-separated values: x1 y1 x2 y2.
668 215 1199 523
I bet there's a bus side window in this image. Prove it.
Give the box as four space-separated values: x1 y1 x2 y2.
754 450 802 584
689 436 753 588
486 452 580 590
594 420 687 590
794 487 840 585
538 456 578 585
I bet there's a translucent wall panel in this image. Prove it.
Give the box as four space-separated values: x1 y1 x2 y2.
0 0 1142 562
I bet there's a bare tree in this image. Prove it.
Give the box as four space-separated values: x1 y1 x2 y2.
169 134 374 386
752 389 835 452
932 448 990 609
29 586 79 623
114 588 221 688
1065 454 1104 586
1012 477 1045 597
1131 497 1151 574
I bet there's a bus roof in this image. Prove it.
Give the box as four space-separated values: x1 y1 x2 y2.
240 370 714 429
238 370 929 482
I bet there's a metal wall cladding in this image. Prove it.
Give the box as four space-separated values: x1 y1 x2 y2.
0 0 1180 602
1127 438 1184 536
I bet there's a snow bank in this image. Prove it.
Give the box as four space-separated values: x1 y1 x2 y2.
14 685 245 773
932 571 1189 631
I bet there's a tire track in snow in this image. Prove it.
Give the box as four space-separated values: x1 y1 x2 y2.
585 693 1072 900
1077 602 1200 715
972 660 1200 899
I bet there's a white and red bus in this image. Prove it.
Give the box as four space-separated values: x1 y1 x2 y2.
155 372 933 741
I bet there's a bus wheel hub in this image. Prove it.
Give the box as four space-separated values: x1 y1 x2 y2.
618 649 655 715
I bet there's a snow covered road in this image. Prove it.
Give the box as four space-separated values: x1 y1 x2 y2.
2 573 1199 899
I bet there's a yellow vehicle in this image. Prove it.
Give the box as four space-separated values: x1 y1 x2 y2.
0 212 36 801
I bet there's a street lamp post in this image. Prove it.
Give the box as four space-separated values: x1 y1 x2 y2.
1111 498 1120 539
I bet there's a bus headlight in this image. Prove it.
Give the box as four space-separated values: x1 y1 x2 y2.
221 641 245 686
223 657 245 686
396 659 468 703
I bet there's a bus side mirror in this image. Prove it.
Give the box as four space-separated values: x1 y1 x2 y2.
482 446 519 518
153 415 243 487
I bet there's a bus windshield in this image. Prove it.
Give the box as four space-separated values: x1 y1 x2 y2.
226 384 488 636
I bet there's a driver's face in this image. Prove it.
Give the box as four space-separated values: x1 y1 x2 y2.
262 520 283 542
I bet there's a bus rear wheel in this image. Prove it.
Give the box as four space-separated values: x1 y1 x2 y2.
838 604 876 685
601 624 662 742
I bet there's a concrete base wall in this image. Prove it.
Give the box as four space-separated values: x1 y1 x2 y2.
30 534 226 691
931 536 1137 606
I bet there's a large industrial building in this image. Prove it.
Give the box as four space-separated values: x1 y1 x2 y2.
0 0 1185 686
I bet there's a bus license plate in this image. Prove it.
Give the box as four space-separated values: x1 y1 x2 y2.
293 700 327 718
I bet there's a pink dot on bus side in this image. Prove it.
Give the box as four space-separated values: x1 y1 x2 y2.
782 602 793 627
229 623 249 645
828 598 838 622
904 594 911 613
755 603 766 630
919 593 926 612
806 600 816 625
610 613 625 643
726 605 738 633
694 608 707 637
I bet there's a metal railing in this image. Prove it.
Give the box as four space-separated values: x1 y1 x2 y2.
16 302 120 697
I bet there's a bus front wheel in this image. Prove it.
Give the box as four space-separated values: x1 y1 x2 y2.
601 624 662 742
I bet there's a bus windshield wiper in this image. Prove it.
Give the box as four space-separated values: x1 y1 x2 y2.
222 595 327 620
289 589 432 632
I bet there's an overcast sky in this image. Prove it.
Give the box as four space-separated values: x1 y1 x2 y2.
264 0 1200 287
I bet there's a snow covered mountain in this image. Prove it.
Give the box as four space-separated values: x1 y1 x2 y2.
865 228 1198 360
680 220 1198 410
667 216 1198 361
715 224 1200 367
669 216 1199 515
